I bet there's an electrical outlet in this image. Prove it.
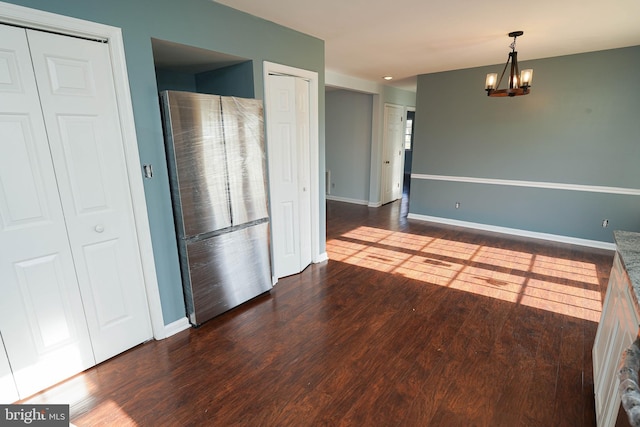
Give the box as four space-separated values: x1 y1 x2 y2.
602 219 609 228
455 202 460 209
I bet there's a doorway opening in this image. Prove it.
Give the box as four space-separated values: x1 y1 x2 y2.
401 109 415 217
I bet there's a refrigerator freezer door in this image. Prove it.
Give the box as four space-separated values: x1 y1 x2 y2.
183 221 272 325
161 91 232 237
221 96 270 225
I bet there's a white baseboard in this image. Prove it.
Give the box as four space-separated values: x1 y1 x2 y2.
326 195 369 205
272 253 328 287
315 252 329 263
163 317 191 338
325 195 384 207
407 213 616 251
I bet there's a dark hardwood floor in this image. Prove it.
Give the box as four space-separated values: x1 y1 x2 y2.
23 198 614 426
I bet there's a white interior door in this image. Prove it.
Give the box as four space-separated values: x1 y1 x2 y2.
381 104 404 204
0 338 18 403
295 78 312 270
27 29 152 363
266 74 312 279
0 23 95 399
0 23 153 401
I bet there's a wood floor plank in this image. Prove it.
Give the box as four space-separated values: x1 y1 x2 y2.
402 351 464 425
20 198 614 426
554 364 591 426
559 316 587 370
521 359 559 426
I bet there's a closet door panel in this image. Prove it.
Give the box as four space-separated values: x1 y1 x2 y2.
56 116 109 213
0 335 18 404
0 23 95 400
27 29 152 363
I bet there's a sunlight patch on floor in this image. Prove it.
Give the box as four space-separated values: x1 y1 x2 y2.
21 368 138 425
73 399 138 426
532 255 600 284
328 225 603 322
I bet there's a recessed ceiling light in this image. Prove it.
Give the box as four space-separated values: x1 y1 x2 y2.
383 76 393 81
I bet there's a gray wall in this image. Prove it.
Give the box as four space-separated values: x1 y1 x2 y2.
326 90 373 203
383 86 416 107
411 46 640 243
3 0 325 324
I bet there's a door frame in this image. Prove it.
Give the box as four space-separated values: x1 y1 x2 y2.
381 103 405 205
263 61 323 282
402 107 416 192
0 2 166 339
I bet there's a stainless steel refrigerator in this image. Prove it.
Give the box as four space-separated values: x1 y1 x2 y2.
160 90 272 326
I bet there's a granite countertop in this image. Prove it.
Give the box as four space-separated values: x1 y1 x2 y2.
614 230 640 306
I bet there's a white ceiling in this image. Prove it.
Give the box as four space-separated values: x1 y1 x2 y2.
213 0 640 91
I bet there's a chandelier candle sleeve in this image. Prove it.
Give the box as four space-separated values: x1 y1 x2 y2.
485 73 498 90
520 69 533 86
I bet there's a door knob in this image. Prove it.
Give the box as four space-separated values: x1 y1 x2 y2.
95 225 105 233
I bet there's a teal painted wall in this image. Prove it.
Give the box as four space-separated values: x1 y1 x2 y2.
155 69 197 92
326 90 373 202
156 62 254 98
412 46 640 242
195 62 255 98
3 0 325 324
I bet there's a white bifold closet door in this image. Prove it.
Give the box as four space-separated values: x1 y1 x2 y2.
0 24 151 400
265 74 312 279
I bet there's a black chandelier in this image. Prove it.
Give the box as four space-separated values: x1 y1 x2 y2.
485 31 533 97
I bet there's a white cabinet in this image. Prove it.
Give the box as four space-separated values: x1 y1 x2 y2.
593 252 639 427
0 23 152 401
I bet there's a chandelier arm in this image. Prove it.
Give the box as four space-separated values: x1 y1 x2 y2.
509 52 517 89
510 34 519 89
495 56 510 90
